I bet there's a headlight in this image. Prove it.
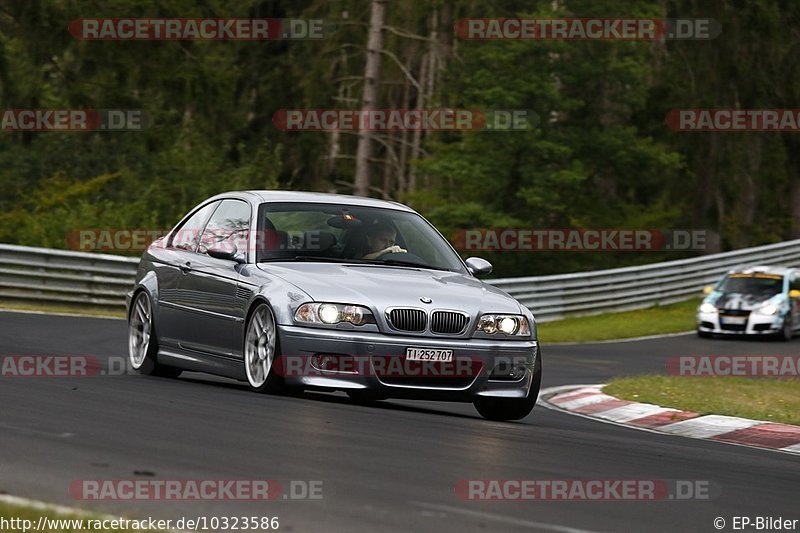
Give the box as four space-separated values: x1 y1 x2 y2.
318 304 340 324
475 314 531 336
758 303 778 316
699 303 717 314
294 303 375 326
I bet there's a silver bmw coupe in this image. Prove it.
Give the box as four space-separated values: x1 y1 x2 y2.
126 191 541 420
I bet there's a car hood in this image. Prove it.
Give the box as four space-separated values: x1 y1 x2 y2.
256 262 522 315
713 291 783 311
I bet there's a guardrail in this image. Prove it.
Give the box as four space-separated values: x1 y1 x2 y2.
0 244 139 310
2 240 800 321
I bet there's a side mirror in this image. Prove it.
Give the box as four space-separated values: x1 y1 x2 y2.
207 243 245 263
465 257 493 276
790 289 800 299
703 286 713 295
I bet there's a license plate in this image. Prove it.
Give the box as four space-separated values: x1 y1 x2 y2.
405 348 453 362
720 316 747 325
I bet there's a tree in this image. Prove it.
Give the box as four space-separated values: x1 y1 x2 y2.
353 0 387 196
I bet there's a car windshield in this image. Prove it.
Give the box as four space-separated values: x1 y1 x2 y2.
255 202 466 273
718 274 783 298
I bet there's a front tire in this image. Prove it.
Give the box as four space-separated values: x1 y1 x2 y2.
776 316 793 342
473 351 542 421
244 302 285 393
128 291 182 378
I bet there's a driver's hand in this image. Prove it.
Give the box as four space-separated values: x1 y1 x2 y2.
363 245 407 260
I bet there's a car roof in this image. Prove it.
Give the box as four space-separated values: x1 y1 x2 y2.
726 265 796 276
212 190 414 212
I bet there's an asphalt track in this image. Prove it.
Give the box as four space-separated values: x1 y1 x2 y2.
1 310 798 532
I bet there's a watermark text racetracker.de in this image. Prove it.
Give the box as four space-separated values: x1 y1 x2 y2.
71 478 277 501
271 354 513 380
272 108 537 131
666 109 800 132
0 355 163 378
67 228 340 252
453 228 711 252
455 18 721 40
67 228 169 252
69 18 327 40
68 479 322 501
456 479 715 501
667 355 800 377
1 109 148 132
1 355 103 377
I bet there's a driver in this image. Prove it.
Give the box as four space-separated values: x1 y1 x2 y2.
361 220 407 259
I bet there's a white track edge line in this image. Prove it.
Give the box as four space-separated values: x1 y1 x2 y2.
538 385 800 458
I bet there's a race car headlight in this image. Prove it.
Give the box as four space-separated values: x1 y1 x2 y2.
475 314 531 336
699 303 717 314
758 303 778 316
295 303 375 326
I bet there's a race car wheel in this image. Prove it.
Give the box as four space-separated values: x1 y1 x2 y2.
777 316 793 342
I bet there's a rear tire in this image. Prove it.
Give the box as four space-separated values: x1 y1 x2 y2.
128 291 182 378
473 351 542 421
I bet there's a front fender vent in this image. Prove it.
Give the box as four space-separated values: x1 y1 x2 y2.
235 286 253 300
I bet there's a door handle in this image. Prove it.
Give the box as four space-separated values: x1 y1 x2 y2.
179 261 192 273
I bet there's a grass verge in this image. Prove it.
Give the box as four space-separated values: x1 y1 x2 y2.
604 375 800 425
0 299 125 319
537 298 700 343
0 501 171 532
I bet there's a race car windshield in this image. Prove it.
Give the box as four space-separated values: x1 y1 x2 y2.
718 275 783 298
255 202 467 273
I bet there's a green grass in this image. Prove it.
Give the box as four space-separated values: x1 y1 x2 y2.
0 502 171 532
537 298 700 343
0 299 125 319
605 376 800 425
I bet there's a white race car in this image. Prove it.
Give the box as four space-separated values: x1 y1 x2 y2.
697 266 800 340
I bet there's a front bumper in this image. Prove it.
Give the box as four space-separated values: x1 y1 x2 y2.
697 310 783 335
276 325 538 402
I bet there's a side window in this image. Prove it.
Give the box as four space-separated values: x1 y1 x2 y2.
169 201 219 251
199 199 251 255
791 274 800 292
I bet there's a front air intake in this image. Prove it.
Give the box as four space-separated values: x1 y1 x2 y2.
430 311 469 334
387 308 427 332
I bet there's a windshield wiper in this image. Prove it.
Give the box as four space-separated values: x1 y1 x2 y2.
260 255 366 264
362 258 452 272
260 255 454 272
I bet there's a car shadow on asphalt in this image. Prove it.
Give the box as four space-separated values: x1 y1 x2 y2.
702 334 793 342
174 373 501 422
